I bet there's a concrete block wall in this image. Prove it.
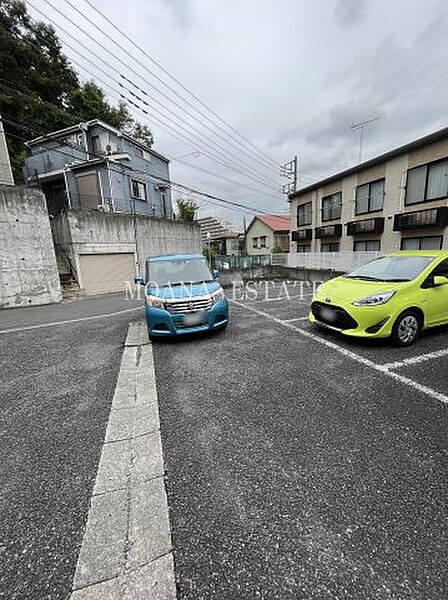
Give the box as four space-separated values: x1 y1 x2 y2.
0 185 62 308
51 209 202 286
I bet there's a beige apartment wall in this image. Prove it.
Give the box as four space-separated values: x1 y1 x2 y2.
245 219 275 255
408 138 448 169
290 137 448 254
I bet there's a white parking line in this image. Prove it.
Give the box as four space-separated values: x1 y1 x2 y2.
281 317 309 322
231 299 448 405
383 347 448 370
0 306 142 334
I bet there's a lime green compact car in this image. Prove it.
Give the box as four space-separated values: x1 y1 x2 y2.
310 251 448 346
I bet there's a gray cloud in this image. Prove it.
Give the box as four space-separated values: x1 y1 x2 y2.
29 0 448 224
333 0 366 26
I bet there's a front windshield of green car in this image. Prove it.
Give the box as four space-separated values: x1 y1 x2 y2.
148 258 213 287
345 255 435 282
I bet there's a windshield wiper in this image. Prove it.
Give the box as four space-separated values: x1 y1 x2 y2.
345 275 384 281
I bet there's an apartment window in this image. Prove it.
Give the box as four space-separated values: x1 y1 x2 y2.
252 237 258 249
91 135 101 154
297 245 311 253
297 202 312 226
406 160 448 205
355 179 385 215
321 242 340 252
322 193 342 221
260 236 267 248
160 192 167 216
401 236 443 251
130 179 147 201
354 240 381 251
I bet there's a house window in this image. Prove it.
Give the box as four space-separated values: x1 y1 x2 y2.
297 202 312 226
355 179 385 215
91 135 101 154
260 236 267 248
297 245 311 253
160 192 167 216
252 237 258 249
321 242 340 252
406 160 448 205
130 179 147 201
322 193 342 221
354 240 381 251
401 236 443 250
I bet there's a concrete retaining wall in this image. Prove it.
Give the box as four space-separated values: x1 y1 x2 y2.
0 185 62 308
218 265 343 288
51 210 202 288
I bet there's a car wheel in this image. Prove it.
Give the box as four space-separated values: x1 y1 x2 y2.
391 310 421 347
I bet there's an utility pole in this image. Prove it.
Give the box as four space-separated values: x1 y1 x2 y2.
280 155 298 195
351 116 381 164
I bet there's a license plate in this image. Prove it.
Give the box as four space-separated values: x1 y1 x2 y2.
183 310 206 326
320 307 337 322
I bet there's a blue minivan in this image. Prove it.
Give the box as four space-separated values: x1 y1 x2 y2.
135 253 229 337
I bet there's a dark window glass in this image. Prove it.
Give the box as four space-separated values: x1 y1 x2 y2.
322 193 342 221
353 240 381 252
297 202 312 226
355 179 384 214
406 160 448 205
402 236 443 251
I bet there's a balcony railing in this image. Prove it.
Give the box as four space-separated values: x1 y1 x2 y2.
291 229 313 242
347 217 385 236
393 207 448 230
315 224 342 239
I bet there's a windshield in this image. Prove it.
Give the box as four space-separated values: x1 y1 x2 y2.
345 255 435 282
148 257 213 287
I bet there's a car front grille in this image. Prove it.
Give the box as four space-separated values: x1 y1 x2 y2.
164 296 213 314
311 301 358 330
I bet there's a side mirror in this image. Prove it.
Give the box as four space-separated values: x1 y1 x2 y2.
134 275 145 286
213 269 219 279
434 275 448 287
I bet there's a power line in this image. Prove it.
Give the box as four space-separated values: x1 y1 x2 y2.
30 0 281 178
0 81 281 204
2 115 271 215
25 0 281 193
82 0 280 171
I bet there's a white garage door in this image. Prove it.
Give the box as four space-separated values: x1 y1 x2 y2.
79 253 135 294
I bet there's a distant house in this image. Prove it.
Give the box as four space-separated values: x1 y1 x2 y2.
197 216 244 256
24 120 173 219
245 214 290 255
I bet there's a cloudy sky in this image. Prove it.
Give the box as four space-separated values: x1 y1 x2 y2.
29 0 448 228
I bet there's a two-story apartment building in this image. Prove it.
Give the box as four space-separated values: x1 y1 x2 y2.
289 127 448 253
24 120 173 219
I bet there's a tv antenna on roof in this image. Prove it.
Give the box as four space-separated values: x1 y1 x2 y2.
351 115 381 164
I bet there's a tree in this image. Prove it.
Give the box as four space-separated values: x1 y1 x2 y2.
177 197 199 222
0 0 152 182
130 123 154 148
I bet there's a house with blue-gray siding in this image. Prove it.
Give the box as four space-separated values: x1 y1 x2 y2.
24 119 173 219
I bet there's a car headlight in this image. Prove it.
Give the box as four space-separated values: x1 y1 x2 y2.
146 294 165 309
212 288 225 304
352 290 396 307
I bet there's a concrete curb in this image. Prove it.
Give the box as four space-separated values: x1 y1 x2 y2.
70 321 176 600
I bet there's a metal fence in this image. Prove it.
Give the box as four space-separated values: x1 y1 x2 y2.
215 252 384 272
287 251 384 272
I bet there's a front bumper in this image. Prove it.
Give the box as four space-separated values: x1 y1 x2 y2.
146 298 229 336
309 299 394 338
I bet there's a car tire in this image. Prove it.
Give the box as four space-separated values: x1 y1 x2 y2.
391 310 421 347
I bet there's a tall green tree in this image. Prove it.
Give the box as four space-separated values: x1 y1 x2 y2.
0 0 152 182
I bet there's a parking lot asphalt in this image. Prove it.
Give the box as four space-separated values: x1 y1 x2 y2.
0 305 142 600
152 281 448 599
